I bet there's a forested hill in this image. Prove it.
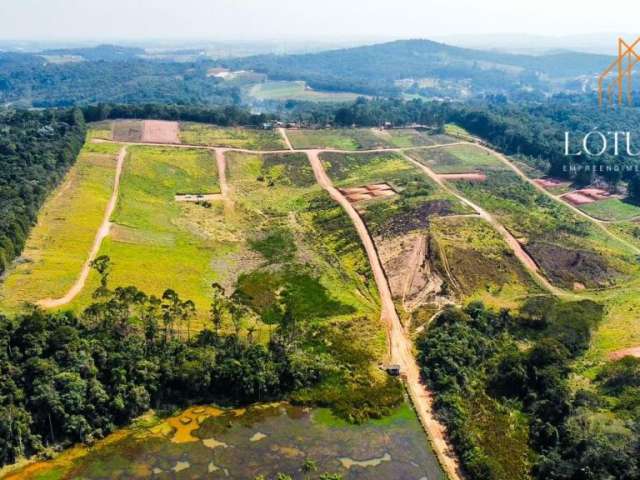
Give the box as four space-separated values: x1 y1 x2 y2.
223 39 613 96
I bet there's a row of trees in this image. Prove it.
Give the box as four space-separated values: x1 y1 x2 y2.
0 108 86 275
417 299 640 480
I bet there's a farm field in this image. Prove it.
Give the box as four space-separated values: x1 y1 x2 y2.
408 143 505 174
248 80 362 102
179 122 285 149
0 141 122 313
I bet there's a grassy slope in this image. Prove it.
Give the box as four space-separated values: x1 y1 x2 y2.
72 146 222 325
579 198 640 222
0 141 121 313
286 128 393 150
408 143 505 174
179 123 285 149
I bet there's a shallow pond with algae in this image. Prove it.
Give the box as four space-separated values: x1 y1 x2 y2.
3 402 444 480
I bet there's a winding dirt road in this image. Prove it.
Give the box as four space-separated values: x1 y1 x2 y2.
475 144 640 256
307 150 464 480
401 154 567 297
38 146 128 308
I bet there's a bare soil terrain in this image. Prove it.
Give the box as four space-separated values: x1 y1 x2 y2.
141 120 180 144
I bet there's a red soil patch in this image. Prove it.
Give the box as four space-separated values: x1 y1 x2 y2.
563 192 595 205
534 177 570 189
562 188 611 206
609 346 640 361
438 173 487 182
340 183 396 203
141 120 180 144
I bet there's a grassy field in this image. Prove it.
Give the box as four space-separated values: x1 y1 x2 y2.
579 197 640 221
0 141 122 312
369 128 456 148
408 143 505 173
69 146 221 324
286 128 394 150
179 122 285 149
248 80 362 102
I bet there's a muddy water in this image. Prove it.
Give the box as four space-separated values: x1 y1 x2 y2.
4 402 444 480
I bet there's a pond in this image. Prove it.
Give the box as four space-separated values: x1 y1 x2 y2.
3 401 444 480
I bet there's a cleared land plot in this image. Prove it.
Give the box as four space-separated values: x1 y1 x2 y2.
408 144 504 174
371 128 442 148
112 120 144 142
320 151 470 237
578 197 640 221
430 216 540 305
286 129 394 151
448 170 639 290
141 120 180 144
179 123 285 149
72 146 221 322
248 80 362 102
0 142 122 312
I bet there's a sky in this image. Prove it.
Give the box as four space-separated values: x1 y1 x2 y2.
1 0 638 42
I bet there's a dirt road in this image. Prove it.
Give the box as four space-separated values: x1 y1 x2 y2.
278 127 294 151
402 154 566 297
214 149 233 210
307 150 464 480
473 144 640 256
38 146 127 308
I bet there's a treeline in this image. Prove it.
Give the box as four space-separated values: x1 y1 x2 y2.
0 269 325 466
417 299 640 480
0 108 86 274
290 96 640 187
80 103 276 127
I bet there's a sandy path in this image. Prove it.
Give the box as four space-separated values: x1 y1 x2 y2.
278 127 294 151
402 154 566 297
307 150 463 480
214 149 234 210
38 146 128 308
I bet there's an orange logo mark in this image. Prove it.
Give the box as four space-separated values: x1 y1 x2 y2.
598 37 640 109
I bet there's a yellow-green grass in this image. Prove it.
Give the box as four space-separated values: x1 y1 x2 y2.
286 128 392 151
179 122 285 149
87 121 114 141
579 198 640 222
369 128 436 148
70 146 223 325
444 123 475 141
0 141 122 313
608 221 640 249
408 143 505 174
248 80 362 102
431 216 541 308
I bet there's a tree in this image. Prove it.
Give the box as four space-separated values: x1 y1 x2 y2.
629 174 640 204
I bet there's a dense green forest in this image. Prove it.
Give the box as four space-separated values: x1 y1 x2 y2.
417 300 640 480
0 108 85 275
0 52 238 107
